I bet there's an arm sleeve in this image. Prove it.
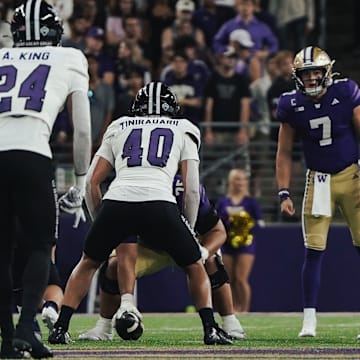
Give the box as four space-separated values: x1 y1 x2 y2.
71 91 91 177
182 158 200 229
84 156 100 221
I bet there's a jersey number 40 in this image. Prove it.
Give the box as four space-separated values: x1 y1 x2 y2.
122 128 174 168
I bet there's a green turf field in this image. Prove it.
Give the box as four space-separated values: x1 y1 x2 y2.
41 313 360 359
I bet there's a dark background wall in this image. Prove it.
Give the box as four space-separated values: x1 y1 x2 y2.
57 215 360 312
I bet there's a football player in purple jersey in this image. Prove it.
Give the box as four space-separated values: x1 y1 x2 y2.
77 175 246 341
276 46 360 338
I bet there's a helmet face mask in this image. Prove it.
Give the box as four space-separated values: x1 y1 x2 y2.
131 82 180 116
11 0 63 48
292 46 335 97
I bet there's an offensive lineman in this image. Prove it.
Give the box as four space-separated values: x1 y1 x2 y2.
276 46 360 338
49 82 232 345
78 175 246 341
0 0 91 358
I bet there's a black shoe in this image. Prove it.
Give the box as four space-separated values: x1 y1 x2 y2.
204 326 233 345
14 326 53 359
48 327 72 345
0 340 29 359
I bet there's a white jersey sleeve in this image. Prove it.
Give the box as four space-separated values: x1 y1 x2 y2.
179 119 201 161
95 120 119 167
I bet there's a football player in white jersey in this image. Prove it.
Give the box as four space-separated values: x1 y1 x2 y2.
49 81 232 346
0 1 91 358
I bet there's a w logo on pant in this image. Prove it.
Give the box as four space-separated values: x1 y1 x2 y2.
317 174 328 182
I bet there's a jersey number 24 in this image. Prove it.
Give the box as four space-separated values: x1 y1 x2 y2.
0 65 50 113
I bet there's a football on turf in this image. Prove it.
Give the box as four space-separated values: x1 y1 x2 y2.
115 311 144 340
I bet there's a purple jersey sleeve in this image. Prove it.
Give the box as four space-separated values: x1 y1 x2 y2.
276 79 360 173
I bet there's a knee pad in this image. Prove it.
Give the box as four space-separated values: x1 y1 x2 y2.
98 260 120 295
48 262 62 287
208 254 229 290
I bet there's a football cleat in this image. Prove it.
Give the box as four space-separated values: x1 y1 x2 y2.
0 340 30 359
222 317 247 340
204 326 233 345
298 314 317 337
78 317 114 341
13 325 53 359
115 311 144 341
41 306 59 332
48 327 72 345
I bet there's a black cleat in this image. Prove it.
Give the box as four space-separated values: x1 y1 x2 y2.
0 340 29 359
204 326 233 345
48 327 72 345
14 326 53 359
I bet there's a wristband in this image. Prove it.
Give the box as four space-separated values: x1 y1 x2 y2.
278 188 290 203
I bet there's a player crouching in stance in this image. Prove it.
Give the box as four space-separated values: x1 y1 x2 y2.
49 82 232 345
78 175 245 341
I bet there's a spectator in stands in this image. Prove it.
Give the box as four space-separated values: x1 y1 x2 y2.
163 51 204 125
192 0 234 49
161 0 206 59
267 50 295 144
216 168 264 313
105 0 138 48
113 65 145 118
213 0 278 61
249 53 279 197
62 12 89 52
145 0 175 69
85 26 116 85
87 54 115 148
253 0 278 39
204 46 251 146
114 38 151 94
123 15 152 65
268 0 314 52
160 35 211 92
229 28 261 82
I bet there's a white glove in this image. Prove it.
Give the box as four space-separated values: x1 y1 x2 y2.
58 186 86 228
115 303 143 320
199 245 209 264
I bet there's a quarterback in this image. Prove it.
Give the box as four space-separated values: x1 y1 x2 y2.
276 46 360 338
49 82 232 345
0 1 91 358
78 175 246 341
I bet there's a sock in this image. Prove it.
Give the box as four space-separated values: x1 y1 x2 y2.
55 305 75 332
43 301 58 313
302 248 324 308
18 249 50 328
198 308 216 330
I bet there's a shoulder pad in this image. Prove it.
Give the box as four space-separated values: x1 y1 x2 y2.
179 119 201 150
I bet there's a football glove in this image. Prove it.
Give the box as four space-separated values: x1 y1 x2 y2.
58 186 86 228
115 303 143 321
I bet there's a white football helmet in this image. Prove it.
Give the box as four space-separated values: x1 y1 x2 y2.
292 46 335 97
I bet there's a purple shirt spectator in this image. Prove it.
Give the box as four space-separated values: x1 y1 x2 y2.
213 15 278 55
